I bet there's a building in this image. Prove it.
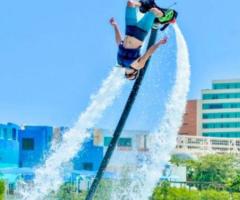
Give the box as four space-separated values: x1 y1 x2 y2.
51 128 149 173
93 128 150 172
198 79 240 138
73 138 103 171
18 126 53 167
0 123 20 168
70 128 186 190
179 100 198 136
175 135 240 157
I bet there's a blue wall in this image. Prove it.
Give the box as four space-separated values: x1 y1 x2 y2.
0 123 19 168
0 124 103 171
1 123 103 173
73 139 103 171
0 140 19 168
18 126 53 167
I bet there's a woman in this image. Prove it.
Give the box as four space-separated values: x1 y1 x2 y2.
110 0 173 80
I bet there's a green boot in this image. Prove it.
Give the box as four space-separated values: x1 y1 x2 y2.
155 9 178 24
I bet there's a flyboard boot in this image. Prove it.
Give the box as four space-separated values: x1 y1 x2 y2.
139 0 178 31
155 8 178 31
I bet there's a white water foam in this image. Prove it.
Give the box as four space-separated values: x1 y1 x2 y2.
20 67 127 200
112 24 191 200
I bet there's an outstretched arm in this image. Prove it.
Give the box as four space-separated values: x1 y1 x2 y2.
132 37 168 70
109 17 122 45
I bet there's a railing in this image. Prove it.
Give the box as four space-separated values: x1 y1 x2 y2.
175 135 240 156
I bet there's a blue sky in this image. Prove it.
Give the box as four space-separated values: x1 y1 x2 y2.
0 0 239 127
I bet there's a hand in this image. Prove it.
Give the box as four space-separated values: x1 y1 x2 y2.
109 17 117 27
159 37 168 45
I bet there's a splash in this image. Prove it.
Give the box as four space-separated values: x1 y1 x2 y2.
113 24 191 200
20 67 127 200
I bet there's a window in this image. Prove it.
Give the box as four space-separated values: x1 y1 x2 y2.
22 138 35 150
82 162 93 171
213 83 240 90
203 132 240 138
202 112 240 119
203 103 240 110
203 104 223 109
0 128 3 139
3 128 7 139
12 128 17 140
104 137 112 146
118 138 132 147
202 93 240 100
203 122 240 129
104 137 132 148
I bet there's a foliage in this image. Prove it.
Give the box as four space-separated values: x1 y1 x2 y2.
54 179 240 200
55 183 76 200
74 192 86 200
152 182 239 200
55 183 86 200
170 154 240 191
190 154 237 186
170 154 192 167
55 180 114 200
0 180 5 200
232 192 240 200
152 182 199 200
200 190 229 200
226 172 240 192
93 180 114 200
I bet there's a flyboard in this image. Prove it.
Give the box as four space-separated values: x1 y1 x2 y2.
85 3 177 200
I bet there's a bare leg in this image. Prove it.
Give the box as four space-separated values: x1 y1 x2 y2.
127 0 141 7
128 1 163 16
150 7 164 17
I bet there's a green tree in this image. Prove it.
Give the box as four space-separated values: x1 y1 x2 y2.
170 154 240 191
153 183 199 200
93 180 114 200
152 181 171 200
232 192 240 200
55 183 76 200
152 184 236 200
200 190 229 200
55 180 113 200
184 154 239 189
152 181 200 200
0 180 5 200
226 172 240 192
170 154 193 167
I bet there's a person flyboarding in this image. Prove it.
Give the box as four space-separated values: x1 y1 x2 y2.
110 0 177 80
85 2 178 200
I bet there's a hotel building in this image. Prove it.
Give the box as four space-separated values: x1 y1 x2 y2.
198 79 240 138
